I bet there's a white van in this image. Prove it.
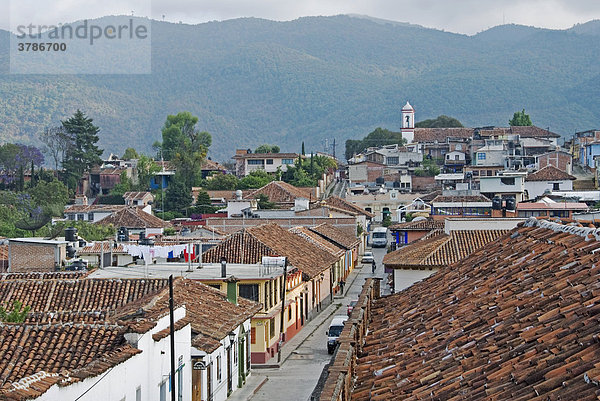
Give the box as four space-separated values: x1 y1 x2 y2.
371 227 388 248
326 315 348 354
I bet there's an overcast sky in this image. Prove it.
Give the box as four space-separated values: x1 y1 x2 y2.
2 0 600 35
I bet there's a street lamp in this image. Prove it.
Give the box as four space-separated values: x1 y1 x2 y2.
228 331 236 343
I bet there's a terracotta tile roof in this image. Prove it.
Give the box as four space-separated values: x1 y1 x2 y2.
322 196 374 218
204 190 239 200
0 272 87 280
64 204 126 214
0 323 140 400
89 166 127 175
245 181 316 204
96 207 171 228
309 223 360 250
203 223 338 278
517 202 588 211
80 242 126 254
123 191 153 201
413 127 474 143
509 125 561 138
136 279 260 352
419 190 441 202
289 227 345 258
389 219 445 232
353 218 600 400
384 230 507 268
233 152 299 159
0 278 168 323
413 126 560 144
201 159 226 171
525 165 576 181
432 194 491 203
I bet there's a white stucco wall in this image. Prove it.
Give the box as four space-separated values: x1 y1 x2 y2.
196 319 252 401
525 180 573 199
393 269 437 293
37 307 192 401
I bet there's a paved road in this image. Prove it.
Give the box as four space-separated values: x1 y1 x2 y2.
229 246 390 401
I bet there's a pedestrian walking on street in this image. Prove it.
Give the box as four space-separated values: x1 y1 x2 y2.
339 279 345 294
372 260 376 274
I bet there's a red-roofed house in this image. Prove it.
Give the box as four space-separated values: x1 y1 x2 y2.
525 165 576 199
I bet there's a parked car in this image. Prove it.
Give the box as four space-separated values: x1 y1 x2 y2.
326 315 348 354
347 300 358 316
361 251 374 263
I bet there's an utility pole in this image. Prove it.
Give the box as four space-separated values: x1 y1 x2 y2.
332 138 336 160
169 275 176 401
277 257 288 364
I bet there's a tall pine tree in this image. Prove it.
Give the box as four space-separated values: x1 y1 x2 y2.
61 110 103 190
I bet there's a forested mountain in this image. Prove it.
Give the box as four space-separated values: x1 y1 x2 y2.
0 16 599 160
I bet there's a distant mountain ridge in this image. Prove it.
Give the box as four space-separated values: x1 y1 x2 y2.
0 15 598 161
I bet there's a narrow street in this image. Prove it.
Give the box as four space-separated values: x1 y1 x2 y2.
230 246 389 401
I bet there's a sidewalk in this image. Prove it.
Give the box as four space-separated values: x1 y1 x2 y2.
228 264 366 401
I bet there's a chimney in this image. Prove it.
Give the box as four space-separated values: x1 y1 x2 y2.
224 276 238 305
221 257 227 278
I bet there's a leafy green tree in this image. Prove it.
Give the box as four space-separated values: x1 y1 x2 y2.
414 158 440 176
191 189 218 214
509 109 533 126
40 126 69 171
289 167 315 187
39 220 116 241
345 127 406 160
256 193 276 209
61 110 103 190
109 171 132 196
196 190 212 206
415 115 463 128
135 155 161 191
382 215 392 227
255 144 280 154
165 174 193 213
157 112 211 188
204 173 240 190
122 147 139 160
238 170 274 189
27 179 69 211
0 300 30 323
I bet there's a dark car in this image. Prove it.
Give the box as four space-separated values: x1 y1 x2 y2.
347 300 358 316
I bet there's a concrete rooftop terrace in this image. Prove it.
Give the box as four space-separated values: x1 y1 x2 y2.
88 262 285 280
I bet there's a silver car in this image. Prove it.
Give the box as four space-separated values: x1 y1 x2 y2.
361 252 374 263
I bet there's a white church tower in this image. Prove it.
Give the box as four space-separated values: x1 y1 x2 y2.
401 101 415 143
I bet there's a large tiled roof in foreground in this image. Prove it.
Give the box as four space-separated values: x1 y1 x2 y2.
0 278 168 323
0 323 140 400
353 218 600 400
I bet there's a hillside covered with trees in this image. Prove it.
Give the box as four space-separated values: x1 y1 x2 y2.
0 16 599 160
